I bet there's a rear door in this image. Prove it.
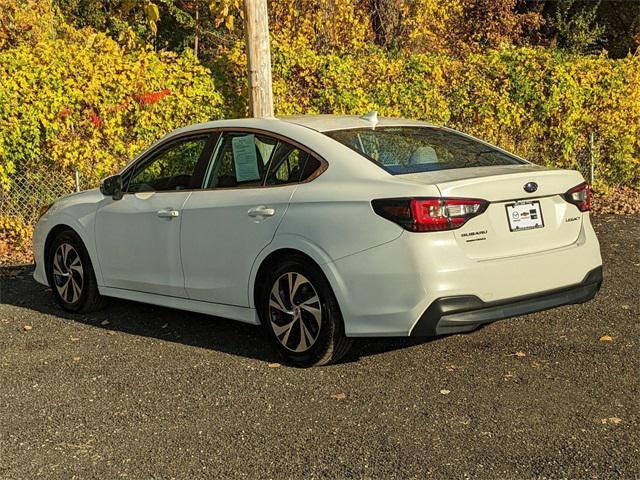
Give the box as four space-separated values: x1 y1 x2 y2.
180 130 324 306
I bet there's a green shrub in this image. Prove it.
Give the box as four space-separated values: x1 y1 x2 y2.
225 42 639 188
0 26 223 190
1 25 637 193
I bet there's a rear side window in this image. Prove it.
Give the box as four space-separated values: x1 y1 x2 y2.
204 131 323 188
325 127 523 175
265 142 321 185
204 133 277 188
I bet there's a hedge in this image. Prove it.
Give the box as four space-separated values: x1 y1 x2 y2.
0 27 224 190
263 43 639 188
1 32 638 193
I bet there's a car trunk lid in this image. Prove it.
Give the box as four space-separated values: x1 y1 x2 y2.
401 165 586 259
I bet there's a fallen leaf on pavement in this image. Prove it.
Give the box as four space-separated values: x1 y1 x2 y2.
599 335 614 342
440 389 451 395
514 351 526 357
600 417 622 425
267 362 281 368
331 393 346 400
22 325 33 332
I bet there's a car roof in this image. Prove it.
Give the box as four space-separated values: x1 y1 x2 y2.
127 114 441 180
279 114 437 132
120 115 528 186
166 114 437 137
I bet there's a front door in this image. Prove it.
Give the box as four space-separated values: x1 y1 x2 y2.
95 134 211 297
180 131 322 307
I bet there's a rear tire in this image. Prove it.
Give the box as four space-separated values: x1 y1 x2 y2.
47 229 107 313
259 255 352 367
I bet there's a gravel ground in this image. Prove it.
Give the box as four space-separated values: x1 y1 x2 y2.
0 215 638 479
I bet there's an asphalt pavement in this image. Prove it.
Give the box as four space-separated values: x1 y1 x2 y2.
0 214 638 479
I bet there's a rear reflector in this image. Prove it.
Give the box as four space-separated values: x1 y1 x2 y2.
564 182 590 212
372 197 488 232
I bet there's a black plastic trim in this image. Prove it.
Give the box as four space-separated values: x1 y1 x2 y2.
411 266 603 336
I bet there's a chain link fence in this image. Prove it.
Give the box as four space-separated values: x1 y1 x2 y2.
0 169 81 226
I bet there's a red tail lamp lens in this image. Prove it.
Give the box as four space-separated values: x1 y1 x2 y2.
372 198 488 232
564 182 590 212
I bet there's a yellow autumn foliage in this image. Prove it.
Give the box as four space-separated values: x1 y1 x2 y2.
224 41 639 188
0 25 223 191
268 0 372 51
1 1 639 251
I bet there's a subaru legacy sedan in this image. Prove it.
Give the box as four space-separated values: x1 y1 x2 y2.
33 114 603 366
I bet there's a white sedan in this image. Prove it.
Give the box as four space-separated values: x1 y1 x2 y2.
33 114 603 366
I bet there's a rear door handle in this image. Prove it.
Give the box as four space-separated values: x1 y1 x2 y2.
248 205 276 218
157 208 180 218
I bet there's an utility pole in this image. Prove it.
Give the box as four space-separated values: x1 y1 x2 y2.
194 1 199 59
244 0 274 118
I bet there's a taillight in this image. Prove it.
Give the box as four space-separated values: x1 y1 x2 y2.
564 182 590 212
372 197 488 232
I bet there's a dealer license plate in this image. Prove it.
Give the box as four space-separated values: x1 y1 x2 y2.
505 201 544 231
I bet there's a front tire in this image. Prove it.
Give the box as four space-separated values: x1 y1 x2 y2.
259 256 352 367
47 230 106 313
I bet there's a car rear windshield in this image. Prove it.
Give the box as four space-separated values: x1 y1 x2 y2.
325 127 524 175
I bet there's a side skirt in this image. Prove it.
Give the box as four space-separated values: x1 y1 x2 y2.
98 286 260 325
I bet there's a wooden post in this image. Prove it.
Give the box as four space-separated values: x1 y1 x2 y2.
244 0 274 118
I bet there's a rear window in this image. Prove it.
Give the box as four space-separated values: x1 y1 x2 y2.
325 127 523 175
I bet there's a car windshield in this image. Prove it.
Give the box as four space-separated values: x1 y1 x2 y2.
325 127 524 175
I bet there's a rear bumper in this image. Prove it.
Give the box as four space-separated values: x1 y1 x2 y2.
327 214 602 337
411 266 602 336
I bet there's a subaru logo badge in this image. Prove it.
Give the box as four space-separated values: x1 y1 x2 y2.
524 182 538 193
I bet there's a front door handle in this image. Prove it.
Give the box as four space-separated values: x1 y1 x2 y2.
248 205 276 218
157 208 179 218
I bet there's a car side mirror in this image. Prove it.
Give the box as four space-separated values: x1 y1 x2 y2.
100 174 123 200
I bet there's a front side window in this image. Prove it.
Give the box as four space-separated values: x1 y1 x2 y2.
325 127 523 175
127 136 209 192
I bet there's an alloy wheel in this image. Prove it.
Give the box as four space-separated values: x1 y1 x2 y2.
269 272 322 353
52 243 84 304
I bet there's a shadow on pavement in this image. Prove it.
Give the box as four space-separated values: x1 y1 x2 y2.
0 264 435 365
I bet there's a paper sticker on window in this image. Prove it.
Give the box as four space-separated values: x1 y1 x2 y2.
232 135 260 182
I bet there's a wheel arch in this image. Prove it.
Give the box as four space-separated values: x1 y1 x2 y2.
249 235 347 315
252 248 316 311
43 222 99 285
43 224 78 282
